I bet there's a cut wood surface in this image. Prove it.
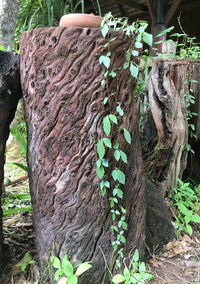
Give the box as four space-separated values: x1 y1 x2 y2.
20 27 146 283
0 51 21 270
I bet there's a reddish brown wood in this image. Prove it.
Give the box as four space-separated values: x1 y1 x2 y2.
0 51 21 271
20 27 146 283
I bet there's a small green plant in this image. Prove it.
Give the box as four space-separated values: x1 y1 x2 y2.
50 255 92 284
170 179 200 235
14 0 101 49
170 16 200 59
112 249 154 284
16 252 36 273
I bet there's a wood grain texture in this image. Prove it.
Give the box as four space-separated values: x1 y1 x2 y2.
0 51 21 270
20 27 146 283
143 59 200 195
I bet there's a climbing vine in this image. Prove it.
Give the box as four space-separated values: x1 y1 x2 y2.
96 13 152 268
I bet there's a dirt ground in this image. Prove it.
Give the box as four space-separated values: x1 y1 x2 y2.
1 178 200 284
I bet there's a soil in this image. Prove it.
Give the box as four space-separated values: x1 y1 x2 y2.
1 178 200 284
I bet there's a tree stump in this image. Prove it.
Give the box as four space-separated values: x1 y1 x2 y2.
0 51 21 268
20 27 146 283
142 59 191 195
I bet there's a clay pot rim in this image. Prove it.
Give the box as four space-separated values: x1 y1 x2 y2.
59 13 102 28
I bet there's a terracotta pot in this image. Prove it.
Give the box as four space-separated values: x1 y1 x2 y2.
59 13 102 28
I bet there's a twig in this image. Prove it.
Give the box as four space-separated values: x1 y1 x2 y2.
4 175 28 187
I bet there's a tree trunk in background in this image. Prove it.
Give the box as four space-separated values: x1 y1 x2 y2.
20 27 146 283
0 51 21 272
142 59 200 196
0 0 20 49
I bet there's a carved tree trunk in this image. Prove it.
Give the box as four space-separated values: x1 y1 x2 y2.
142 59 191 195
20 27 146 283
0 51 21 268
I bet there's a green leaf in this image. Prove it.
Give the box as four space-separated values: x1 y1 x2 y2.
62 256 73 276
129 63 138 78
101 187 107 196
109 70 117 77
186 223 193 235
190 214 200 223
97 140 105 159
156 26 174 37
143 32 153 46
96 166 105 179
178 204 190 216
139 262 146 273
103 115 111 136
50 256 61 269
104 181 110 188
132 50 139 56
112 274 125 283
119 235 126 243
23 252 31 262
55 269 64 281
120 150 128 163
0 45 6 51
114 150 121 161
103 138 112 148
101 25 109 37
99 55 110 68
68 275 78 284
116 105 124 116
76 263 92 276
100 180 110 189
113 143 119 149
103 97 108 105
113 188 123 199
102 159 109 167
20 263 26 272
117 169 126 184
3 206 32 217
135 41 143 48
123 62 129 69
121 221 127 230
143 273 154 280
96 159 102 168
123 267 130 280
109 114 118 124
121 207 126 214
123 128 131 144
112 169 118 181
132 249 139 262
9 162 28 172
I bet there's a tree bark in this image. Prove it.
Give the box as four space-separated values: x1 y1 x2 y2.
0 0 20 49
142 59 190 195
20 27 146 283
0 51 21 269
182 60 200 183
